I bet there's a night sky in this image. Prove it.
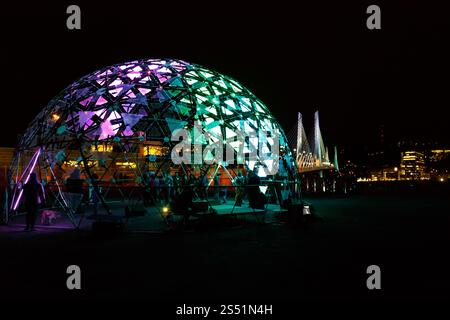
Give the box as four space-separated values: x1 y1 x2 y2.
1 1 449 150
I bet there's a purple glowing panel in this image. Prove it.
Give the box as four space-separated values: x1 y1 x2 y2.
12 148 41 211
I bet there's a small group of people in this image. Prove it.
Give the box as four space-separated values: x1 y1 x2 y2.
142 170 211 206
142 168 267 209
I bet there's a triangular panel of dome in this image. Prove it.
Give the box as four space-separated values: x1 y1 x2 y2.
98 123 117 140
213 87 224 96
147 126 165 139
225 127 237 139
126 94 148 106
203 116 214 126
195 104 208 116
121 103 135 113
157 67 172 74
196 94 207 104
96 96 108 106
204 149 215 162
156 74 171 84
205 106 217 115
164 77 183 88
254 101 266 113
214 79 228 89
77 111 95 129
207 126 222 141
185 71 201 79
200 70 214 79
170 64 187 72
191 126 207 145
79 96 94 107
224 99 237 110
156 90 170 102
230 83 242 93
75 87 91 99
122 113 144 129
122 127 134 137
185 78 198 86
166 89 183 98
221 107 233 116
138 76 152 84
119 63 136 70
238 102 250 112
127 72 141 80
96 88 107 96
205 120 221 131
196 87 211 96
137 87 151 95
165 118 187 133
231 120 244 131
109 87 123 97
110 78 124 87
171 102 189 116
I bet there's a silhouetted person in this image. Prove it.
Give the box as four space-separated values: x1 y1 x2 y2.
233 171 245 206
247 170 263 209
23 173 45 231
197 172 207 200
174 171 182 195
66 168 83 193
214 172 227 203
90 173 101 215
163 171 174 204
171 184 194 224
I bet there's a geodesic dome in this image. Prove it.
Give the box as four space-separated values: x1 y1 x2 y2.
9 58 296 219
14 58 294 172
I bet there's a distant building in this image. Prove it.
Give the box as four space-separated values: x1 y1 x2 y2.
427 149 450 182
400 151 428 180
429 149 450 162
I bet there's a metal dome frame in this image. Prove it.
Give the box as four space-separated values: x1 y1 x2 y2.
8 58 297 225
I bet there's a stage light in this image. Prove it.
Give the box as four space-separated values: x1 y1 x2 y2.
303 205 311 215
162 207 169 213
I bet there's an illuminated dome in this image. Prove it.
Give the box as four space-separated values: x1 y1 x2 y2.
7 58 299 220
14 58 294 174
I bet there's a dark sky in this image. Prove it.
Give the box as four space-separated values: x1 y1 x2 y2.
1 1 449 149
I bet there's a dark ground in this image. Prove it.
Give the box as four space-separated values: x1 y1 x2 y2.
0 194 449 305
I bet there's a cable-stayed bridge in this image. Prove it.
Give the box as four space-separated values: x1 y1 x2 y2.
287 111 339 174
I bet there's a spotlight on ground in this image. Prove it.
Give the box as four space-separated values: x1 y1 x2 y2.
303 205 311 215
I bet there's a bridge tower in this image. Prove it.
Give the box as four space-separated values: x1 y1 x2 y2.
313 111 327 166
333 145 339 172
296 112 312 171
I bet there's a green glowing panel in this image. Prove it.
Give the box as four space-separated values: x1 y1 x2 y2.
224 99 236 110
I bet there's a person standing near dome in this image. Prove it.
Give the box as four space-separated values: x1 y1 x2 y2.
23 173 45 231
